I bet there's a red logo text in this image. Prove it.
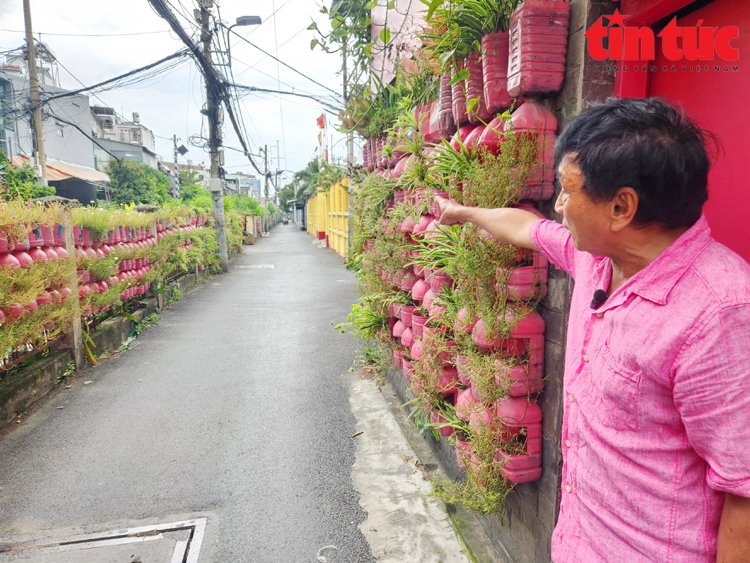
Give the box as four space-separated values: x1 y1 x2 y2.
585 9 740 62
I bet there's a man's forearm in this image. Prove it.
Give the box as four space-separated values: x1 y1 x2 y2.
717 493 750 562
453 207 541 250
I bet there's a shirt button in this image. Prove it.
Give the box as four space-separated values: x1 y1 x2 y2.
583 354 590 362
565 484 572 493
568 394 575 402
596 312 603 318
565 439 571 447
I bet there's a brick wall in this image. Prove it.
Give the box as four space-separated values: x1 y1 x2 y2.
489 1 619 561
474 1 618 560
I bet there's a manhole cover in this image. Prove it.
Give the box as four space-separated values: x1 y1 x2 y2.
0 518 206 562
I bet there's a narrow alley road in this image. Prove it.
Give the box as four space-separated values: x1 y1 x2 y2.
0 225 471 563
0 226 372 561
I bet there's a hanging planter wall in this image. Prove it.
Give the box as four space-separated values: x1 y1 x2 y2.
506 0 571 98
481 31 513 115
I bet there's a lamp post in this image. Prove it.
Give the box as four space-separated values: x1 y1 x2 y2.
226 16 262 68
202 9 261 272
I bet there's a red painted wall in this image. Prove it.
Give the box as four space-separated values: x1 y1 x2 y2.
617 0 750 262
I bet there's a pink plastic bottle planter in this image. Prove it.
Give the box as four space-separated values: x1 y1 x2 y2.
27 247 49 263
387 303 398 319
451 60 469 127
400 305 416 328
0 253 21 269
438 74 457 138
471 309 545 356
392 155 413 179
413 214 434 237
12 250 33 268
450 123 479 153
431 409 456 437
401 327 415 348
402 358 415 381
454 306 477 334
411 313 428 338
496 250 549 301
464 123 487 156
428 191 449 217
494 398 543 483
465 52 492 124
468 404 497 435
422 288 437 311
28 225 44 248
424 101 443 145
438 340 457 368
397 215 416 234
438 366 460 399
508 101 557 200
411 338 424 361
476 116 505 156
455 353 471 386
481 31 512 114
0 230 10 253
392 320 406 340
40 224 55 247
429 273 453 294
399 272 418 292
429 304 447 325
455 386 480 421
500 361 545 397
507 0 571 98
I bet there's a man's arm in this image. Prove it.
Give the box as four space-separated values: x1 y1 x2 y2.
718 493 750 562
435 197 540 250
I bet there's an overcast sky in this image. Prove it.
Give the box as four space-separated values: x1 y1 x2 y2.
0 0 349 185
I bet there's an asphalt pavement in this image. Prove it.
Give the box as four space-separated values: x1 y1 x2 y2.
0 224 471 563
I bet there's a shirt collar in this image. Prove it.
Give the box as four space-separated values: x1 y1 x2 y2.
610 214 712 306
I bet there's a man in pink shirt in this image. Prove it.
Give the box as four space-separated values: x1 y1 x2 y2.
437 98 750 561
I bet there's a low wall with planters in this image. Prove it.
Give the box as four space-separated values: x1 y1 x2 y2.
0 201 244 423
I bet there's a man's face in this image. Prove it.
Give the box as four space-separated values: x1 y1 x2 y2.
554 155 613 254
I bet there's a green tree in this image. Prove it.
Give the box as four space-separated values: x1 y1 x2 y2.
0 152 56 201
107 160 172 205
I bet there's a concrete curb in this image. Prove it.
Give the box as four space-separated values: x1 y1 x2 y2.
384 366 516 563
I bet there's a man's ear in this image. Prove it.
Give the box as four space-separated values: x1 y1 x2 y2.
610 187 638 231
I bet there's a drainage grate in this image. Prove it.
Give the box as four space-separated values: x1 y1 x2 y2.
0 518 206 563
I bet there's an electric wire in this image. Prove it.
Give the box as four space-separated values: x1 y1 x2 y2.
225 26 342 99
0 28 170 37
270 0 288 168
46 111 121 161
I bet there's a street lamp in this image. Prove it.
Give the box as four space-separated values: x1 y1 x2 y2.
226 16 262 68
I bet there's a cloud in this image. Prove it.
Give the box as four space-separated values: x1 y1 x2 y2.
2 0 351 175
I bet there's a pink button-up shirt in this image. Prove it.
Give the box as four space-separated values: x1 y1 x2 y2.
531 215 750 561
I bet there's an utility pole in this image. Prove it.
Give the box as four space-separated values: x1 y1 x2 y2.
172 134 181 199
275 139 281 205
23 0 47 186
200 1 229 272
342 43 354 255
263 144 269 233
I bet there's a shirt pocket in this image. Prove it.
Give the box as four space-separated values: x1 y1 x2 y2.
590 341 642 432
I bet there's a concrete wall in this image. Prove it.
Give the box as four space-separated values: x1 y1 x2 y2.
371 0 426 89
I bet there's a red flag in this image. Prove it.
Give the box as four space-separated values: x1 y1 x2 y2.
316 113 326 129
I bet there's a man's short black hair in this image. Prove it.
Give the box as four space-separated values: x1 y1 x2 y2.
554 98 711 229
